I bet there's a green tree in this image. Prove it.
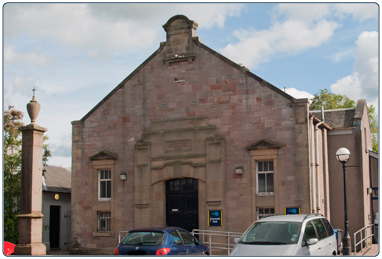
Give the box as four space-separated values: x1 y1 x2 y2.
310 89 356 110
309 89 378 153
368 105 379 153
3 106 52 243
4 106 24 243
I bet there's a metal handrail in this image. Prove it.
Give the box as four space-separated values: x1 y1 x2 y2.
353 224 374 255
191 229 242 255
119 231 129 243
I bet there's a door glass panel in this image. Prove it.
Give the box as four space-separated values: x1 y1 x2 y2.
174 179 180 191
181 178 187 190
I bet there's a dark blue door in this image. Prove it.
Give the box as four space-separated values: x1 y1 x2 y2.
166 178 198 232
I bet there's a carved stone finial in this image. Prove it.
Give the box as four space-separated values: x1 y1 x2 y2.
26 89 41 124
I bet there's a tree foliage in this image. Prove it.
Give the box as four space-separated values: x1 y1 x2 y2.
310 89 356 110
3 106 52 243
309 89 378 153
4 106 24 243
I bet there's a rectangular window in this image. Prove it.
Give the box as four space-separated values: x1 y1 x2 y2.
98 211 111 232
258 208 275 219
99 169 111 200
257 161 274 195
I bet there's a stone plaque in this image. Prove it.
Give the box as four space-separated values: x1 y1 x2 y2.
165 140 191 152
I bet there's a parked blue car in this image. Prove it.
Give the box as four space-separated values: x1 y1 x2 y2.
114 227 209 256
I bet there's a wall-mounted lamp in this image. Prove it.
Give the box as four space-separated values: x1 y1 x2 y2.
235 166 243 175
119 172 127 181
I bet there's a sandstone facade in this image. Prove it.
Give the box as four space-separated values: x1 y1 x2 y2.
71 15 375 254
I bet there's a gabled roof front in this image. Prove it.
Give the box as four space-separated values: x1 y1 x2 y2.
73 15 298 124
246 139 284 150
89 150 118 161
43 165 71 193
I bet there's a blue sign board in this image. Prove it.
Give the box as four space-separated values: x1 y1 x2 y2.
285 207 300 215
208 210 222 227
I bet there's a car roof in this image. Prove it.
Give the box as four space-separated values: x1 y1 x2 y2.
129 226 184 232
257 214 325 223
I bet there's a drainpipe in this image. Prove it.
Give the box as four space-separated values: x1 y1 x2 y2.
310 116 316 213
315 106 325 213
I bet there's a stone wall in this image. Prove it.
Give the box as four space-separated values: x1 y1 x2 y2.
71 15 312 254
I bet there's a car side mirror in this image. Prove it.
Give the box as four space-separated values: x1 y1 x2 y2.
234 238 241 243
198 240 203 245
307 238 318 246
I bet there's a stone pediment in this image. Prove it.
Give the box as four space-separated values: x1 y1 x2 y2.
89 151 118 161
246 139 283 151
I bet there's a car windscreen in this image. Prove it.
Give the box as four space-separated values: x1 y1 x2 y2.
240 221 302 245
121 231 166 246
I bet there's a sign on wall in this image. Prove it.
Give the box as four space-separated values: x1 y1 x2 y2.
285 207 300 214
208 210 222 227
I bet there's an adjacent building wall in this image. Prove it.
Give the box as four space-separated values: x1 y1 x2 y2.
42 192 71 251
328 100 374 250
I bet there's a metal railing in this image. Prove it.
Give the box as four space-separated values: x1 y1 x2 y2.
353 224 375 255
191 229 242 255
119 231 129 243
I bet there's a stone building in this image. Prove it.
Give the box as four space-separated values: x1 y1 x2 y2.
71 15 376 254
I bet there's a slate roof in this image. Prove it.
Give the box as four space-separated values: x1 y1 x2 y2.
311 108 356 129
43 165 71 193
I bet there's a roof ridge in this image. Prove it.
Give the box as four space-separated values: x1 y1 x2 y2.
311 107 356 113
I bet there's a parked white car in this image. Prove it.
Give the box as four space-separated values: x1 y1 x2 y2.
230 214 338 256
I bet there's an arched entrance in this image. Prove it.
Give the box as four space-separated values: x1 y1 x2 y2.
166 178 199 232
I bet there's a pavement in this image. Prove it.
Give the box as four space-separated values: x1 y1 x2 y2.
46 249 70 256
356 244 379 256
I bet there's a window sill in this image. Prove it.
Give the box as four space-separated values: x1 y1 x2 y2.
257 193 274 196
98 198 111 202
93 231 114 237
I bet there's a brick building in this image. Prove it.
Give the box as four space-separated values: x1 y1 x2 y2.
71 15 376 254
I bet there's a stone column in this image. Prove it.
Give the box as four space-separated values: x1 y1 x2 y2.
14 95 47 255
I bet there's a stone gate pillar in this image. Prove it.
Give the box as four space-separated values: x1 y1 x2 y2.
14 94 47 255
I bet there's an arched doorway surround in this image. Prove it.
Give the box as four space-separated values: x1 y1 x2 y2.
134 116 226 231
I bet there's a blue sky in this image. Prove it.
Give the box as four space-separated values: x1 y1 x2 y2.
3 3 379 169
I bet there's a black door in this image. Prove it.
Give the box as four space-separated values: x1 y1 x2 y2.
50 205 60 249
166 178 198 232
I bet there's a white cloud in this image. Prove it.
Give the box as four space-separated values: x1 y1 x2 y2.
221 19 338 69
331 48 353 62
330 31 378 107
4 3 243 58
285 88 314 100
275 3 377 23
275 3 331 23
332 3 378 21
10 76 38 97
86 3 243 29
4 45 52 66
